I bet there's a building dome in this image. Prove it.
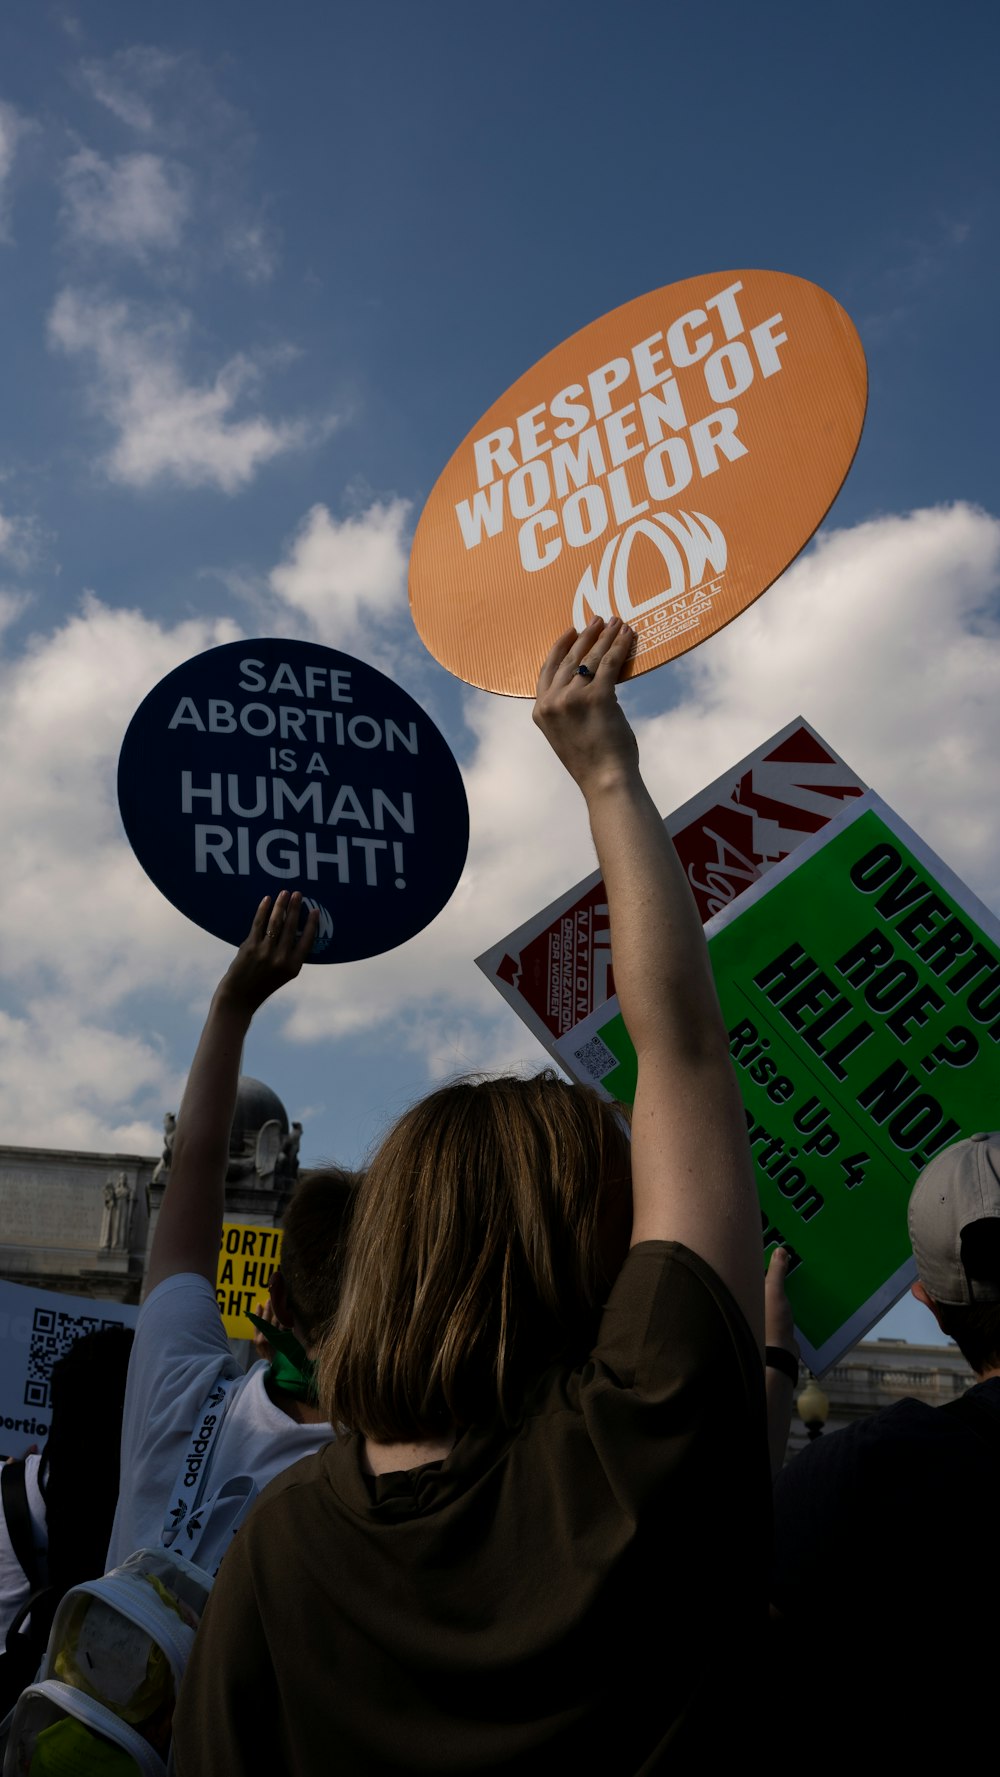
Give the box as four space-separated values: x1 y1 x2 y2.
229 1076 289 1154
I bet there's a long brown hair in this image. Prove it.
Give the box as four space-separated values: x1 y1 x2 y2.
317 1072 630 1440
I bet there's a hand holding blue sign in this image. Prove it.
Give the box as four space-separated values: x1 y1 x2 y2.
218 891 319 1014
118 640 469 962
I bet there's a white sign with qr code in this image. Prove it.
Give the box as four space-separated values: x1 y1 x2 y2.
572 1033 620 1082
0 1278 137 1455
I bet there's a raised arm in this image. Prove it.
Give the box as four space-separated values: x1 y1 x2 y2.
145 892 318 1295
533 615 763 1350
764 1246 800 1475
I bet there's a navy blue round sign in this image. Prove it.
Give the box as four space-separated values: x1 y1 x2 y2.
117 640 469 963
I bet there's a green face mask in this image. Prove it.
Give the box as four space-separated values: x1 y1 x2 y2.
246 1311 319 1404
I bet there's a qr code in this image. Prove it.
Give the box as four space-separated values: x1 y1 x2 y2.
572 1034 619 1082
25 1309 121 1410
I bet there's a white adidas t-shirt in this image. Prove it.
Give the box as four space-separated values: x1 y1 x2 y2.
106 1273 333 1571
0 1453 46 1641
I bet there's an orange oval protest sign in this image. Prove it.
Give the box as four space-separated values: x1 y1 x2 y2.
409 270 867 696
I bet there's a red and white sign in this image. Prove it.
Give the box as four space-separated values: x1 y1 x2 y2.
476 719 866 1051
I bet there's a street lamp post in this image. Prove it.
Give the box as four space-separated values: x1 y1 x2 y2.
796 1377 830 1441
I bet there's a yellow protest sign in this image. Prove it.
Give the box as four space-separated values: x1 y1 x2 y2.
216 1221 283 1337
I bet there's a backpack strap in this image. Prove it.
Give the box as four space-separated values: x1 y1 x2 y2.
4 1583 56 1660
1 1465 41 1592
160 1372 243 1550
177 1474 258 1575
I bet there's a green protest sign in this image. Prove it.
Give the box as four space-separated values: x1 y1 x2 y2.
556 792 1000 1372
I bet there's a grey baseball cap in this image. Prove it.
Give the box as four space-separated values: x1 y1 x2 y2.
908 1133 1000 1305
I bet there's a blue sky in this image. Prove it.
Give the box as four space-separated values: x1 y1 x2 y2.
1 2 997 1346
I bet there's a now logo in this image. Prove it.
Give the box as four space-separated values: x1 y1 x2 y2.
572 510 726 629
302 896 335 952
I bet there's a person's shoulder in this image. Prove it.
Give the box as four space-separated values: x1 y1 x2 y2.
131 1272 235 1369
617 1238 757 1315
967 1376 1000 1414
22 1452 44 1490
567 1241 766 1512
234 1447 332 1552
140 1271 218 1308
848 1393 976 1455
775 1388 990 1601
258 1446 330 1500
136 1271 222 1332
22 1453 45 1521
870 1395 941 1433
590 1239 760 1391
775 1394 953 1514
224 1364 334 1444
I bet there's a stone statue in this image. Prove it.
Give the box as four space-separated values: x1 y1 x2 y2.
152 1112 177 1185
278 1122 302 1180
100 1181 116 1250
254 1120 283 1183
112 1173 134 1248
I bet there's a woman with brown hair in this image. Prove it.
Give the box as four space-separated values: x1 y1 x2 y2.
174 615 768 1774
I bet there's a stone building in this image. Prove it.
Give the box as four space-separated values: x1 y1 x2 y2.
0 1077 303 1308
0 1143 155 1303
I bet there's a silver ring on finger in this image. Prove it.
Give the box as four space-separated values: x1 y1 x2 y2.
576 663 594 679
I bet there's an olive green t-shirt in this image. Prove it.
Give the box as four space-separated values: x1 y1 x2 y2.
174 1242 768 1775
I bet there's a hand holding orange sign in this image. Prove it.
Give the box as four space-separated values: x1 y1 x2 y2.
409 270 867 696
532 616 638 797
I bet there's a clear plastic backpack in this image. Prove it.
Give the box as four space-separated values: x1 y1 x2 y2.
2 1547 212 1775
1 1377 257 1775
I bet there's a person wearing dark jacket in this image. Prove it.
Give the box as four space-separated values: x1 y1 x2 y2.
772 1131 1000 1758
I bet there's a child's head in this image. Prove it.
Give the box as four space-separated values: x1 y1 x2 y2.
274 1167 359 1346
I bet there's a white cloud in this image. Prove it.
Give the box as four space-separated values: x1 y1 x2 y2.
0 1001 174 1154
0 589 31 637
0 501 995 1150
61 148 191 260
282 502 1000 1064
633 503 1000 896
76 46 275 284
269 500 412 651
0 101 28 240
222 218 279 285
79 47 180 134
48 289 335 492
0 509 41 574
0 595 246 1146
